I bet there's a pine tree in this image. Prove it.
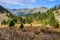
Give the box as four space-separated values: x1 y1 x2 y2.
9 20 15 27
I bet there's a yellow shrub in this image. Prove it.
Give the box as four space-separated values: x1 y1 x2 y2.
32 20 41 24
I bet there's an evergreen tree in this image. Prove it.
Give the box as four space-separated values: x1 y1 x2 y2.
49 13 59 28
9 20 15 27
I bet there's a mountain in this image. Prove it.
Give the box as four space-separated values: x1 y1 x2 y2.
9 6 48 16
0 5 11 13
0 5 11 22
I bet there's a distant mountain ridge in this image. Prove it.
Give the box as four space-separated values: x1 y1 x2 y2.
9 7 48 16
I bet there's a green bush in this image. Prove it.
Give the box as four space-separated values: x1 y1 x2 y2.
1 20 7 25
9 20 15 27
25 16 33 24
13 18 17 23
49 18 59 28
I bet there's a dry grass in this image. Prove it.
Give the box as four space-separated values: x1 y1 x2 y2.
0 13 8 22
0 26 60 40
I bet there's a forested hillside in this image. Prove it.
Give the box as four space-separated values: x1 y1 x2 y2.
0 5 60 28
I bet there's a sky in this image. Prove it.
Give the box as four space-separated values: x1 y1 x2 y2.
0 0 60 9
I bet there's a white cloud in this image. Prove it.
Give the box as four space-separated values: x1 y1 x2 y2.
30 0 36 2
48 0 55 1
39 0 55 1
0 0 25 6
0 0 36 6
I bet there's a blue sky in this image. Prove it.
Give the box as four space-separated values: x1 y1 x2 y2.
0 0 60 9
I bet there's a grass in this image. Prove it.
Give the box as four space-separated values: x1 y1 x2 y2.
0 24 60 40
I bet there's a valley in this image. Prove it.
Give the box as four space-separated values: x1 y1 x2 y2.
0 5 60 40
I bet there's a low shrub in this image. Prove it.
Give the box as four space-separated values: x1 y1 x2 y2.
20 23 24 29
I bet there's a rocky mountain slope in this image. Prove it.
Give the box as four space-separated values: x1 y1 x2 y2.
9 7 48 16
